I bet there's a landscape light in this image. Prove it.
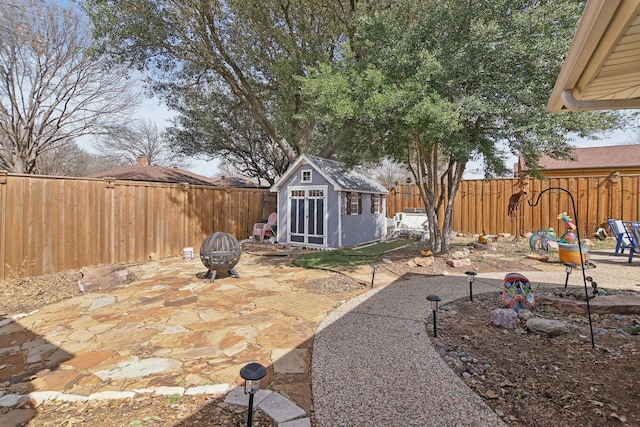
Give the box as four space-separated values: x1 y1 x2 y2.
240 362 267 427
370 262 379 288
426 295 442 337
563 262 575 289
465 271 477 301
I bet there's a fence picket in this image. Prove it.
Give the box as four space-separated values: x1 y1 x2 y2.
2 173 638 280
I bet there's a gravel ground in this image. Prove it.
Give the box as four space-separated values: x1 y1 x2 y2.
312 277 507 427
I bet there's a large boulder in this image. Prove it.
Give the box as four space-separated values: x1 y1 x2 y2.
526 318 567 338
78 265 136 293
490 308 518 329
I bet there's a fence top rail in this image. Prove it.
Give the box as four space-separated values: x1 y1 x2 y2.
0 171 270 191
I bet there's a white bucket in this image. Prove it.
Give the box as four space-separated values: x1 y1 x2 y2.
183 247 194 260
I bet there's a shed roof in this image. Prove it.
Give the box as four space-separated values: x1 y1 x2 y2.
271 154 388 194
520 144 640 171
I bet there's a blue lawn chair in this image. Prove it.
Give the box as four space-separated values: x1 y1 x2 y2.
625 222 640 263
608 219 631 255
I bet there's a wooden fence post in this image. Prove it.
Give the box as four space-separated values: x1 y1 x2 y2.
0 171 7 280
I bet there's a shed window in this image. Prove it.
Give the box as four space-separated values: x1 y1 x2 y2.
301 170 312 182
371 194 381 213
346 192 362 215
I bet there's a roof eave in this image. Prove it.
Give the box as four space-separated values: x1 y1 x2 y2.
547 0 640 112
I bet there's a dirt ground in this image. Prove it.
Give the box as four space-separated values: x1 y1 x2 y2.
1 236 639 426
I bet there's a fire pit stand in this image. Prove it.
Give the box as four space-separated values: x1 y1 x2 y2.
199 232 241 283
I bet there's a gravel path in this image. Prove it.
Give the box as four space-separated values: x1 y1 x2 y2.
312 275 507 427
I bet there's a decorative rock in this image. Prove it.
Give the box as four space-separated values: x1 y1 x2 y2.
517 309 535 321
413 256 434 267
472 242 498 251
0 394 27 407
526 318 567 337
490 308 518 329
446 258 472 268
28 391 61 407
78 265 135 293
537 294 640 315
450 248 470 259
498 233 511 238
185 384 230 396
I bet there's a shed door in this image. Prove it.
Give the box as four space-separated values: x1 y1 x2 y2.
289 188 326 246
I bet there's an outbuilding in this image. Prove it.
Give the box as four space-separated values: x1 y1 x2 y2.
270 154 388 249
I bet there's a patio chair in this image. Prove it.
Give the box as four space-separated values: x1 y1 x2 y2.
608 219 631 255
252 212 277 242
625 222 640 263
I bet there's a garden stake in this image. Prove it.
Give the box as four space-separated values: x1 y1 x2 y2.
528 187 595 348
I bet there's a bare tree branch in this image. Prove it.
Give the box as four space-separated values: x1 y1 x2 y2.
93 118 190 168
0 0 140 173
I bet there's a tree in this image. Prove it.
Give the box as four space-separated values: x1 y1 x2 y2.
164 87 288 184
367 158 409 189
33 141 121 176
82 0 356 176
301 0 625 253
0 0 139 173
93 119 189 167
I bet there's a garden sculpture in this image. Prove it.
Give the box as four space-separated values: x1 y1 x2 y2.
501 272 535 312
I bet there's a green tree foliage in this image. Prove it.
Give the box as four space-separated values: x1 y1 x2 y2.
300 0 624 252
82 0 356 177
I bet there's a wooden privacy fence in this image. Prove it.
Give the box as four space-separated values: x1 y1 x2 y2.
0 172 276 280
2 171 638 280
387 175 640 238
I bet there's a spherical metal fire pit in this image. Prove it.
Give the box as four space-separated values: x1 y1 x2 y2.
200 232 241 283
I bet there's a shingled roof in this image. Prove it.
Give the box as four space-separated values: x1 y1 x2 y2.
520 144 640 172
271 154 388 194
86 157 260 187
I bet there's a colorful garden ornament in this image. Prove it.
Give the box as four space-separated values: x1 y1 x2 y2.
502 273 535 312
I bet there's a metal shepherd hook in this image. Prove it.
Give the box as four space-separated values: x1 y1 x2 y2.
527 187 595 348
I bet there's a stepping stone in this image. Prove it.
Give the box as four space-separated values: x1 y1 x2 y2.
257 391 306 424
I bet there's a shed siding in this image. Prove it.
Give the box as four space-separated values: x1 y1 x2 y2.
275 161 386 249
340 193 386 246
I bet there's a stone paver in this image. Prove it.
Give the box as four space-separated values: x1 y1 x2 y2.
1 250 367 424
257 391 307 424
2 246 636 425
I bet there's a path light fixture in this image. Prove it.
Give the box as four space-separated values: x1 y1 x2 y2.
426 295 442 337
370 262 379 288
240 362 267 427
465 271 477 301
563 262 575 289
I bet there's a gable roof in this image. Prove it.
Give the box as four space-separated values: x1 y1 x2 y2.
520 144 640 171
86 156 263 188
208 176 263 188
271 154 388 194
87 164 216 186
548 0 640 112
